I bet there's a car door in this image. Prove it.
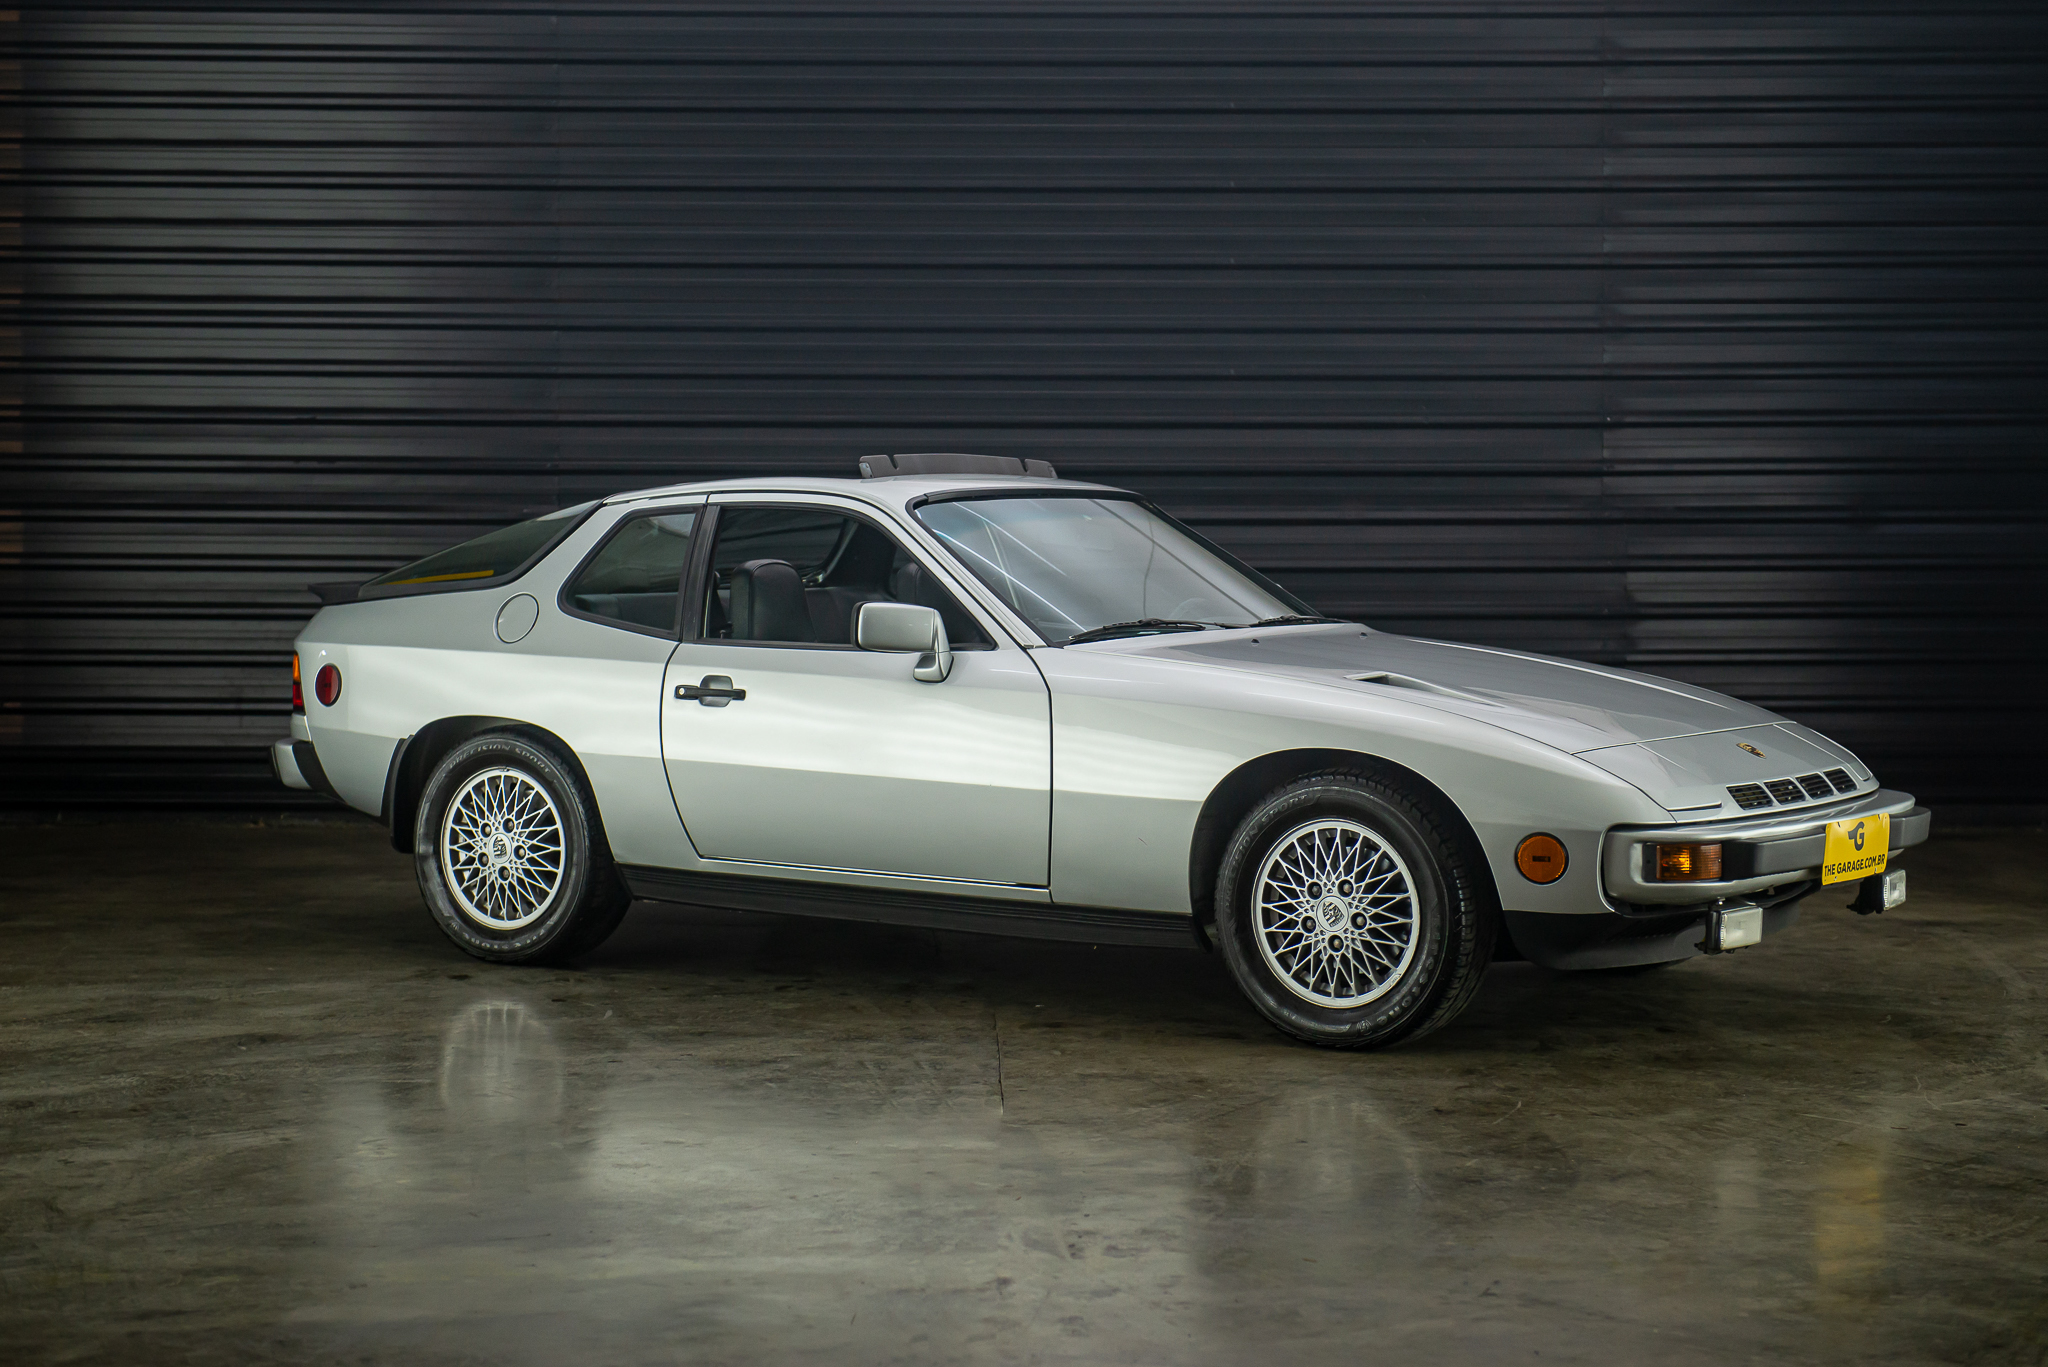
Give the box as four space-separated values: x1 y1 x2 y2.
660 496 1051 887
522 502 706 866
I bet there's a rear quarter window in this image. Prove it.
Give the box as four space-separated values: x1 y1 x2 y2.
358 502 596 600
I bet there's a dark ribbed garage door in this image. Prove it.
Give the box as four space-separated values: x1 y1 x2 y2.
6 4 2046 809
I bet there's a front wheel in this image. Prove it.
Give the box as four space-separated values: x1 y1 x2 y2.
1214 770 1497 1049
414 732 630 964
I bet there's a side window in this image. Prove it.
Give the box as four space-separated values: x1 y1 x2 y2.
703 505 993 648
360 500 596 600
562 509 699 635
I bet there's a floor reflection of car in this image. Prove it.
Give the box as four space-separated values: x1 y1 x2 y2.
274 453 1931 1049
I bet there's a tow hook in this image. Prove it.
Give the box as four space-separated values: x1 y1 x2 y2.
1698 900 1763 955
1851 868 1908 916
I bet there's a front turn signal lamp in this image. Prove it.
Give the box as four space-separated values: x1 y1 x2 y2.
1653 842 1724 881
1515 833 1568 884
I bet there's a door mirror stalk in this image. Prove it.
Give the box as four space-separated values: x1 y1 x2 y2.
855 601 953 682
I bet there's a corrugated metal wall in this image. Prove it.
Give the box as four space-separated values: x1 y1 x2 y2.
6 3 2046 808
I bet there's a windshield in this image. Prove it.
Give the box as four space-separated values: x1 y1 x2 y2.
914 496 1318 644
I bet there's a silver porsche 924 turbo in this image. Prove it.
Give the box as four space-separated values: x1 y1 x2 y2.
275 453 1929 1049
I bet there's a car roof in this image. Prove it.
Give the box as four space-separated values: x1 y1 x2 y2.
601 472 1130 514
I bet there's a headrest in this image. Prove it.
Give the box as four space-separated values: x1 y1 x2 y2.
730 559 815 642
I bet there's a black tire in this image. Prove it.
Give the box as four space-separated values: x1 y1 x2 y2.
1214 769 1498 1049
413 731 631 964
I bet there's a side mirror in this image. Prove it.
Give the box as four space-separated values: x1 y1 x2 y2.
855 601 953 682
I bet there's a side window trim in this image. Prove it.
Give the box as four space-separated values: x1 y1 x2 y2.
694 498 999 650
677 502 720 641
555 501 705 640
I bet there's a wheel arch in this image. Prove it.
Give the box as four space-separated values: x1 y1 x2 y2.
385 716 605 855
1186 747 1498 932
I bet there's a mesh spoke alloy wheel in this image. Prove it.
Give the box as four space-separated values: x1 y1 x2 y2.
1252 817 1420 1009
438 766 568 931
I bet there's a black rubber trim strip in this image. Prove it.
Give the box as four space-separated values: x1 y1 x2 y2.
291 740 339 801
619 865 1195 950
678 503 720 640
1712 803 1933 879
378 735 412 825
1892 805 1933 849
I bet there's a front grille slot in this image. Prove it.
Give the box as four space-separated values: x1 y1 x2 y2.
1764 778 1807 805
1730 771 1866 810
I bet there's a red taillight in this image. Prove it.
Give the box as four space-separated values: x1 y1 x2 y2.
314 663 342 708
292 653 304 713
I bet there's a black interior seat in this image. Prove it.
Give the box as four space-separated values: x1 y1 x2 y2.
729 559 815 642
807 586 892 644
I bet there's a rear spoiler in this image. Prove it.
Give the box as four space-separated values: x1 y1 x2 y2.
309 581 364 605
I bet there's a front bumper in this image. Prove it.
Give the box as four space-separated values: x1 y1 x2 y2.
1602 788 1929 907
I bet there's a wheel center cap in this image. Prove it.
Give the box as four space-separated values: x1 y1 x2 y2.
1318 897 1347 927
488 832 514 865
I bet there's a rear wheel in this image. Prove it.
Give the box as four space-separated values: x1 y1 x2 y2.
414 732 630 963
1215 770 1497 1049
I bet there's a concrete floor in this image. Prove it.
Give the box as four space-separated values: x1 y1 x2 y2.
2 821 2043 1366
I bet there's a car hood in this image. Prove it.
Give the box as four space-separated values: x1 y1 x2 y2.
1134 627 1867 814
1143 628 1773 749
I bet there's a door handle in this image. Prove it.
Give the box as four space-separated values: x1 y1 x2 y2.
677 674 746 707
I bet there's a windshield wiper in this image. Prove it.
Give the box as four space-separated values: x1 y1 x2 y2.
1064 618 1217 644
1249 615 1347 627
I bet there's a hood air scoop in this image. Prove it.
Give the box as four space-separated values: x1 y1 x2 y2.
1346 672 1499 707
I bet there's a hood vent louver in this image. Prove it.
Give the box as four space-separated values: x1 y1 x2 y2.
1729 770 1864 811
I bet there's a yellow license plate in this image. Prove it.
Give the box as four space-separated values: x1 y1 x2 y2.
1822 813 1890 886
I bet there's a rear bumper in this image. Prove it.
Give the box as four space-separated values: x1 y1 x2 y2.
271 739 308 789
1602 788 1929 907
270 738 334 797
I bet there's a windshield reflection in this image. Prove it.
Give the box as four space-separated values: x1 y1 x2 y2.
916 497 1314 643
